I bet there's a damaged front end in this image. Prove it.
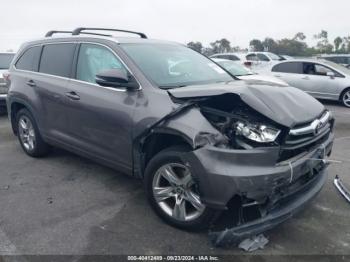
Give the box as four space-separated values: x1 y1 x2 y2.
166 84 335 247
136 82 335 247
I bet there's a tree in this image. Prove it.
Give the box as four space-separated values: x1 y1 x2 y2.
262 38 278 53
202 47 214 57
334 37 343 52
210 38 232 53
314 30 334 53
249 39 264 51
277 38 308 56
293 32 306 41
187 41 203 53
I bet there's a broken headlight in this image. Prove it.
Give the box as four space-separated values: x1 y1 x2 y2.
235 121 281 143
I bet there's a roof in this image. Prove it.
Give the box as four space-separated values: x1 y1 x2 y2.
21 28 180 47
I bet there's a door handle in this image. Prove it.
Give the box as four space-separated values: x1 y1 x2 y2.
302 76 310 80
275 74 281 77
26 80 36 87
65 91 80 100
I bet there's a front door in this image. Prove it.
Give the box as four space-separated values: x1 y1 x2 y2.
65 43 138 173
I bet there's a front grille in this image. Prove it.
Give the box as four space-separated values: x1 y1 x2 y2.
278 111 334 162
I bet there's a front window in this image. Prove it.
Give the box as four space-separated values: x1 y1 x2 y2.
121 43 233 88
215 60 253 76
0 53 15 70
76 44 126 84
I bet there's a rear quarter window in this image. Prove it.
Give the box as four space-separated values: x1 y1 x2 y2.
272 62 303 74
15 47 42 71
39 43 76 78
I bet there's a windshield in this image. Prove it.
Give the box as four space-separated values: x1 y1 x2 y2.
215 59 253 76
268 52 284 61
121 43 233 88
0 54 15 69
322 60 350 75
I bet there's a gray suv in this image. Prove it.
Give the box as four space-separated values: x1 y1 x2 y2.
6 28 334 242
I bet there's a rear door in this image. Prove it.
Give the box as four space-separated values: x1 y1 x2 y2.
65 43 137 172
35 43 77 140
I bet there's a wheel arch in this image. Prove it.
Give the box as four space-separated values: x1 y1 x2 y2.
340 87 350 101
9 99 34 135
133 128 195 178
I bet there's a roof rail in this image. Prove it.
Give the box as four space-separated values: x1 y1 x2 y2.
45 30 113 37
71 27 147 39
45 31 72 37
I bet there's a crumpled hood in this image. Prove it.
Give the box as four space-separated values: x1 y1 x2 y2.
238 74 289 86
168 81 325 127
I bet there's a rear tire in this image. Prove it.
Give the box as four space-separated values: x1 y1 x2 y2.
340 88 350 108
16 108 50 157
144 145 218 230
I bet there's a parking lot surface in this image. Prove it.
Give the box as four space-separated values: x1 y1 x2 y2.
0 101 349 256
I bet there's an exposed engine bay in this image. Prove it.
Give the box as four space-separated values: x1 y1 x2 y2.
195 94 287 150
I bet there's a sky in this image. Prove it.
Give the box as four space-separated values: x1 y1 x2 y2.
0 0 349 51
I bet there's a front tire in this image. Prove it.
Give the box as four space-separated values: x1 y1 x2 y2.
144 146 217 230
16 108 50 157
340 88 350 108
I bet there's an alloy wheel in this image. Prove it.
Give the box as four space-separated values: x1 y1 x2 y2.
343 90 350 107
152 163 205 222
18 115 36 151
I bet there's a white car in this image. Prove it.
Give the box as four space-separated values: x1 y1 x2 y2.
0 52 15 113
318 54 350 69
266 59 350 107
212 58 288 86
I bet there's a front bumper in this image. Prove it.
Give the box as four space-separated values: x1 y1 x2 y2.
185 132 333 209
183 131 333 246
209 167 327 246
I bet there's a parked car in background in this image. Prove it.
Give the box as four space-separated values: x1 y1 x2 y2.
319 54 350 69
0 52 15 113
280 55 294 60
6 28 334 242
245 51 285 63
267 59 350 107
210 52 283 69
212 58 288 86
210 53 241 62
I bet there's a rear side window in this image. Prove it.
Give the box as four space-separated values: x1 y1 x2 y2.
76 43 126 84
272 62 303 74
39 43 76 78
15 47 42 71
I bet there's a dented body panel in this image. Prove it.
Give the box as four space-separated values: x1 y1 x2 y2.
183 133 333 209
168 81 325 127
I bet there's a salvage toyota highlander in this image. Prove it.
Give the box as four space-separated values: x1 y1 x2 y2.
6 28 334 244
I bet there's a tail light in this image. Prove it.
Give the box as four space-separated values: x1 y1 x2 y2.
244 61 252 67
2 71 10 82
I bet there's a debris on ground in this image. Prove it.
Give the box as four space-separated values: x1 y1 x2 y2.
47 197 53 204
0 185 10 190
334 175 350 203
238 234 269 252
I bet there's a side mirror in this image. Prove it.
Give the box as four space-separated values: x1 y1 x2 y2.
95 69 139 90
326 71 335 78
